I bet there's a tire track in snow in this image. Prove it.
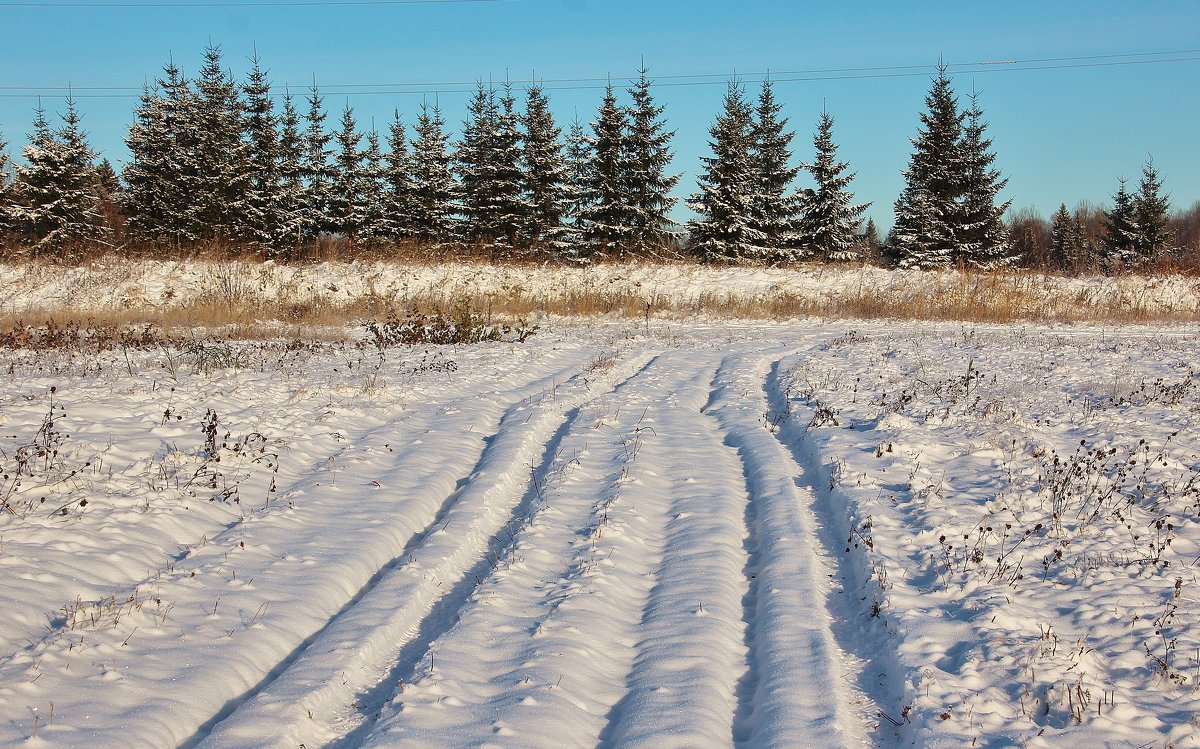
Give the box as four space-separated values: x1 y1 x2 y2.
177 354 594 749
704 350 865 748
768 357 907 749
359 350 710 747
0 349 594 749
596 351 756 749
194 347 656 749
732 449 764 746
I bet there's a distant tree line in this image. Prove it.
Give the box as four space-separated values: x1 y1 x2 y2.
0 47 1195 272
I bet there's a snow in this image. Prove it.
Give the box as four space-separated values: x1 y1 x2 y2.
1 259 1199 321
1 264 1199 747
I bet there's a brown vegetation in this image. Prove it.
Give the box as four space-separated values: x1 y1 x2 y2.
0 256 1196 350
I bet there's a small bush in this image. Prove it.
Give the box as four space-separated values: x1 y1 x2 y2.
365 301 538 349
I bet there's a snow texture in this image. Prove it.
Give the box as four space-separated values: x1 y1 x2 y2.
0 287 1198 747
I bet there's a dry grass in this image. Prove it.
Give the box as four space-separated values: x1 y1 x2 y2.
0 258 1196 346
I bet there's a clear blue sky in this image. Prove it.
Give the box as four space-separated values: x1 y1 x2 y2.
2 0 1197 231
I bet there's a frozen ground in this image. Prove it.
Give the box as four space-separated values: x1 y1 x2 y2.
0 318 1198 748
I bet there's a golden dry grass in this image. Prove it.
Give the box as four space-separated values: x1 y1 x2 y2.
0 258 1196 346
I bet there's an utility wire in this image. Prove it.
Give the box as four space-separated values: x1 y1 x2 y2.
0 0 511 6
0 50 1197 99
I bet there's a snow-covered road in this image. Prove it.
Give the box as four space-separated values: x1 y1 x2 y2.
1 321 1197 748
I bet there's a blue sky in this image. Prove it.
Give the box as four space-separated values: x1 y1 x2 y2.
1 0 1197 231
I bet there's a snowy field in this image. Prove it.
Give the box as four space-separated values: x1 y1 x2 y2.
1 315 1198 748
1 259 1199 324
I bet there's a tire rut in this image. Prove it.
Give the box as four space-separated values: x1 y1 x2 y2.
195 347 655 749
597 352 753 749
175 354 595 748
360 352 694 748
705 350 865 748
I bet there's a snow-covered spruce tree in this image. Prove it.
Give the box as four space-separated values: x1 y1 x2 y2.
456 82 501 245
749 77 802 260
687 80 762 262
275 91 307 256
384 110 417 241
581 83 634 256
59 102 114 248
491 83 528 250
193 44 250 244
1101 179 1140 267
456 82 525 250
12 100 107 254
10 106 57 247
956 91 1011 268
241 51 283 251
561 116 593 258
301 84 335 242
520 84 570 251
624 67 679 252
891 64 965 269
121 61 201 247
410 101 458 245
359 127 390 246
1134 157 1173 259
328 104 365 252
797 110 869 262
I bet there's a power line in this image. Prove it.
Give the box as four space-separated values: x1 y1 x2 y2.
0 0 510 6
1 49 1197 99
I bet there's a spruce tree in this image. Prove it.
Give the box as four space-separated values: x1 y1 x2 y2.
301 83 335 241
456 82 501 244
94 158 118 204
749 78 802 259
1134 157 1173 259
1050 203 1094 271
1101 178 1140 266
276 91 307 255
491 82 528 249
797 110 869 262
359 127 389 246
1051 203 1079 270
242 51 283 250
194 44 249 244
520 84 570 250
581 83 633 256
892 64 965 269
624 67 679 252
328 104 365 250
455 82 525 249
384 110 416 241
410 101 458 245
12 106 57 247
12 100 106 254
687 80 761 262
863 217 880 256
121 61 201 246
56 98 110 246
957 91 1011 267
561 116 593 258
121 83 168 244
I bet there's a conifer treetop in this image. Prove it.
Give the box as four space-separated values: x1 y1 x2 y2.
687 79 763 262
798 109 869 262
624 66 680 250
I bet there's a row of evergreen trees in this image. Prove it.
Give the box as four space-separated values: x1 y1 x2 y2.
0 49 1185 270
1005 159 1183 273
